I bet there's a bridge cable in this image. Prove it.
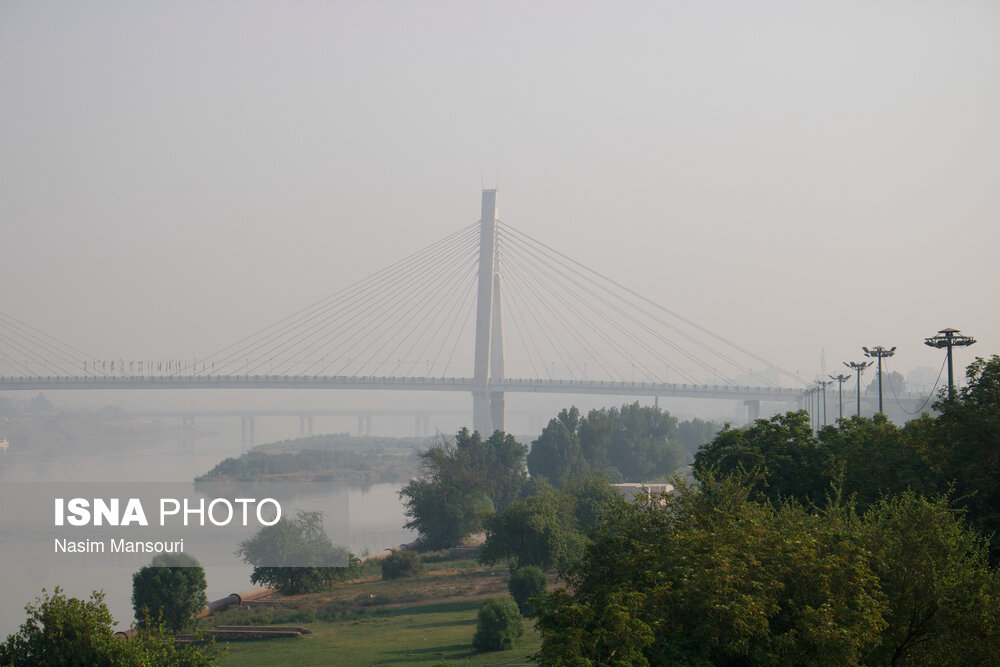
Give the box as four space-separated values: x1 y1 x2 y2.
191 222 478 376
501 229 730 385
196 223 478 377
500 223 806 386
500 225 769 387
217 224 477 376
502 233 711 384
884 356 946 416
500 245 654 382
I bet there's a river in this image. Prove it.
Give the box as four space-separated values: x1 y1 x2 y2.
0 417 416 638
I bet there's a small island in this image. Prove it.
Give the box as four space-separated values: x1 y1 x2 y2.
195 433 423 485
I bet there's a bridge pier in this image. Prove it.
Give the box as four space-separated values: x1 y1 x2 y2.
357 414 371 436
472 188 504 435
745 399 761 423
299 415 314 437
241 415 255 445
182 415 196 430
413 414 430 437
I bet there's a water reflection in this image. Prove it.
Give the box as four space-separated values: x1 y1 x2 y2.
0 419 414 636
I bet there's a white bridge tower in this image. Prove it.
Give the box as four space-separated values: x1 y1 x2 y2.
472 189 505 435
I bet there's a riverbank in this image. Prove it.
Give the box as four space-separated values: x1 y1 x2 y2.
203 554 542 666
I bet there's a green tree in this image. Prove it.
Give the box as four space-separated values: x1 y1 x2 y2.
818 413 937 511
529 403 685 485
131 553 207 632
236 511 357 594
526 408 584 486
472 596 524 652
0 588 222 666
934 355 1000 561
479 486 584 571
561 474 621 533
860 492 1000 665
480 475 621 572
508 566 548 617
534 475 887 665
694 410 828 506
604 402 681 481
675 417 721 457
400 428 527 549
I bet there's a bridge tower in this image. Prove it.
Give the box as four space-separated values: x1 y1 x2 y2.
472 189 505 435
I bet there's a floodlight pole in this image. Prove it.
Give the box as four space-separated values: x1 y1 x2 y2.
829 374 851 421
810 387 817 431
923 328 976 399
817 380 832 427
844 361 872 418
863 346 896 415
807 387 817 431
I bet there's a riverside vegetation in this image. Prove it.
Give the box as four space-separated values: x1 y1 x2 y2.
7 357 1000 665
195 433 422 485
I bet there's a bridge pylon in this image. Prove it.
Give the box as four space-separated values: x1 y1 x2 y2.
472 189 505 435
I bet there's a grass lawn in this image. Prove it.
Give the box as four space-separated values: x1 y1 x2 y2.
219 599 540 666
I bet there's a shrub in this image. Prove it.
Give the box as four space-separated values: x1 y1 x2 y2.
380 549 424 580
236 511 358 594
472 595 524 652
0 588 223 666
508 566 547 616
132 553 208 632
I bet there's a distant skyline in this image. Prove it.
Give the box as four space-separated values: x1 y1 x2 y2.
2 1 997 390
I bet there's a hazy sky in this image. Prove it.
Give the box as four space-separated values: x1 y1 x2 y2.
2 0 998 386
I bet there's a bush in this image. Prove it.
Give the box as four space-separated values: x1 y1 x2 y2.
132 553 207 632
236 511 358 594
0 587 223 666
472 595 524 652
380 549 424 580
508 566 547 616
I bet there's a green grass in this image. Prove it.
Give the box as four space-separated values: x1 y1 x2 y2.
219 599 540 666
206 555 539 665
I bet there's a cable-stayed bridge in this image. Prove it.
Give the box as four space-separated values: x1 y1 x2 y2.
1 190 811 431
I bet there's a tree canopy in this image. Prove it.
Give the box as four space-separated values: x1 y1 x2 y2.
693 355 1000 561
1 588 222 666
533 474 1000 665
527 403 686 486
399 428 527 549
512 357 1000 664
479 475 620 572
237 511 357 594
131 553 207 632
933 355 1000 559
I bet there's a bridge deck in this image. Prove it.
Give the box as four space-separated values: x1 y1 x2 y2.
0 374 806 402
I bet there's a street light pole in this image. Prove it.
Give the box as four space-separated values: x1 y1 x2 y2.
863 346 896 415
829 373 851 421
803 387 811 428
817 380 832 427
923 328 976 399
844 361 873 417
809 387 818 431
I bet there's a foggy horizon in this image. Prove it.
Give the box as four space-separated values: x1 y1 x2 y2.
2 1 997 397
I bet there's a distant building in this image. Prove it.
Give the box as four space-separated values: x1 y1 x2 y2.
614 483 674 502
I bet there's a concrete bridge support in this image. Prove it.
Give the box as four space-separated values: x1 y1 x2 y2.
745 399 761 423
299 415 314 437
240 415 255 445
413 414 430 437
357 414 372 436
472 188 505 435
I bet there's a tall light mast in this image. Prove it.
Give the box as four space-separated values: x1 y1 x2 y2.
863 346 895 415
923 328 975 399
